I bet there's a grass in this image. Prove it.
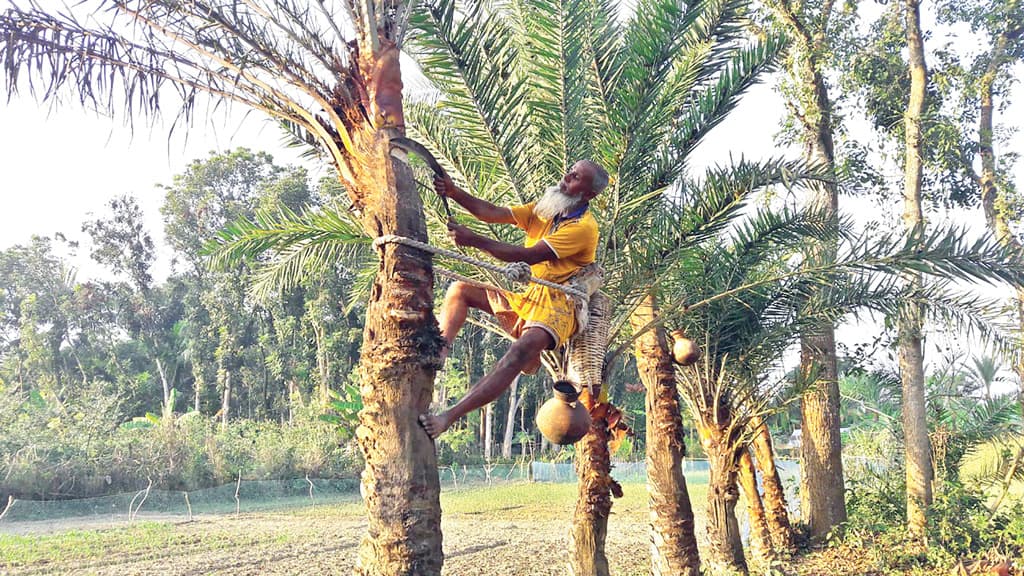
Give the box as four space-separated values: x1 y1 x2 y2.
7 474 979 576
0 522 241 566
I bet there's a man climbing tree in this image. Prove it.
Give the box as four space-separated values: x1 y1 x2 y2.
419 160 609 438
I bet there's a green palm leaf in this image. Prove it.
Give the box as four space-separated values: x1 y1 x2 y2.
407 0 538 200
206 204 372 301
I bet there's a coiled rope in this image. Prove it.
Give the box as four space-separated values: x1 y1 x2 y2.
372 234 589 301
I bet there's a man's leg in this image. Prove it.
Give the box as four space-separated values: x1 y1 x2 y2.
420 327 554 439
438 281 492 365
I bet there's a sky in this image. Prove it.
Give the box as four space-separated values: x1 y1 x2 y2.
1 8 1022 384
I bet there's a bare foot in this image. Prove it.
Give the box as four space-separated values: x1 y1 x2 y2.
419 412 452 439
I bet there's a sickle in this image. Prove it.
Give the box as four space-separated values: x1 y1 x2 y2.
389 137 454 221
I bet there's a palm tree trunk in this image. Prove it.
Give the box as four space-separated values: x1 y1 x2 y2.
566 291 617 576
750 417 794 551
570 415 613 576
629 294 700 575
738 448 773 565
701 423 747 574
353 130 444 571
901 0 933 540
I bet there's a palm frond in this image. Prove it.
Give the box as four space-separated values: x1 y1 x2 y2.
407 0 538 201
405 101 514 203
603 158 830 340
612 0 750 197
580 0 626 165
510 0 593 177
843 224 1024 287
1 0 364 184
206 204 371 301
647 31 788 191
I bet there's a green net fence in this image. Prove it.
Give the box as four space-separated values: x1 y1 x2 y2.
0 478 361 524
0 458 812 531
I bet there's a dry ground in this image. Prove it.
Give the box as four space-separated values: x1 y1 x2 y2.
0 481 994 575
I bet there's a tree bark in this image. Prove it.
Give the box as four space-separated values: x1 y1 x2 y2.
502 376 520 459
750 417 794 551
484 403 494 461
738 448 773 565
901 0 933 539
221 369 231 428
976 31 1024 412
765 0 847 539
569 415 613 576
799 331 845 540
567 291 616 576
156 357 171 408
352 97 444 573
629 294 701 575
702 423 747 574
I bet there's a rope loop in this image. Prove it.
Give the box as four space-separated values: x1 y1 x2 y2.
502 261 533 285
372 234 588 300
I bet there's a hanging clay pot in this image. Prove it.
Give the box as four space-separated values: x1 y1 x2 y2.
670 330 701 366
536 380 592 446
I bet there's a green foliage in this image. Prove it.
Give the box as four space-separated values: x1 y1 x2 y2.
845 469 1024 570
0 380 360 498
320 375 363 440
435 428 477 465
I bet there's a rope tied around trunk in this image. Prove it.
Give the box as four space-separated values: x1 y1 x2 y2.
372 234 589 300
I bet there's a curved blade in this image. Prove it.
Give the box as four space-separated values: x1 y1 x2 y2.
389 137 453 220
389 137 446 177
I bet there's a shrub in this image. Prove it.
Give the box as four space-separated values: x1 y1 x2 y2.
843 468 1024 571
0 381 361 499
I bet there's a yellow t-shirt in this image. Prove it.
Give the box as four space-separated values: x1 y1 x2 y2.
487 202 598 349
510 202 599 283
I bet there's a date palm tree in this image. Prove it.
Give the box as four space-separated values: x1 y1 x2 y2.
400 0 797 572
641 203 1024 572
1 0 445 572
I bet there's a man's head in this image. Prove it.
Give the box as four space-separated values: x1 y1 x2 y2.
535 160 609 220
560 160 609 201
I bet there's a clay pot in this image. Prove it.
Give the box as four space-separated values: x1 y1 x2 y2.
670 330 701 366
536 380 592 446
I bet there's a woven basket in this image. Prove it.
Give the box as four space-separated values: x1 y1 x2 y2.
566 290 611 399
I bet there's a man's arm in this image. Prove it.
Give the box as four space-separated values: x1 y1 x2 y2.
435 175 515 225
448 223 556 265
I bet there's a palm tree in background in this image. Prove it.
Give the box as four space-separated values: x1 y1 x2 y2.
1 0 446 571
656 204 1024 572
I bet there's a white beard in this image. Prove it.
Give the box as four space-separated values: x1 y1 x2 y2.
534 185 582 221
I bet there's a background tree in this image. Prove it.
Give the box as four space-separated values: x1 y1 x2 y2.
0 152 364 500
758 0 859 540
934 0 1024 416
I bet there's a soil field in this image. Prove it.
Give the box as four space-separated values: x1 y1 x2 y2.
1 482 658 576
0 481 971 576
